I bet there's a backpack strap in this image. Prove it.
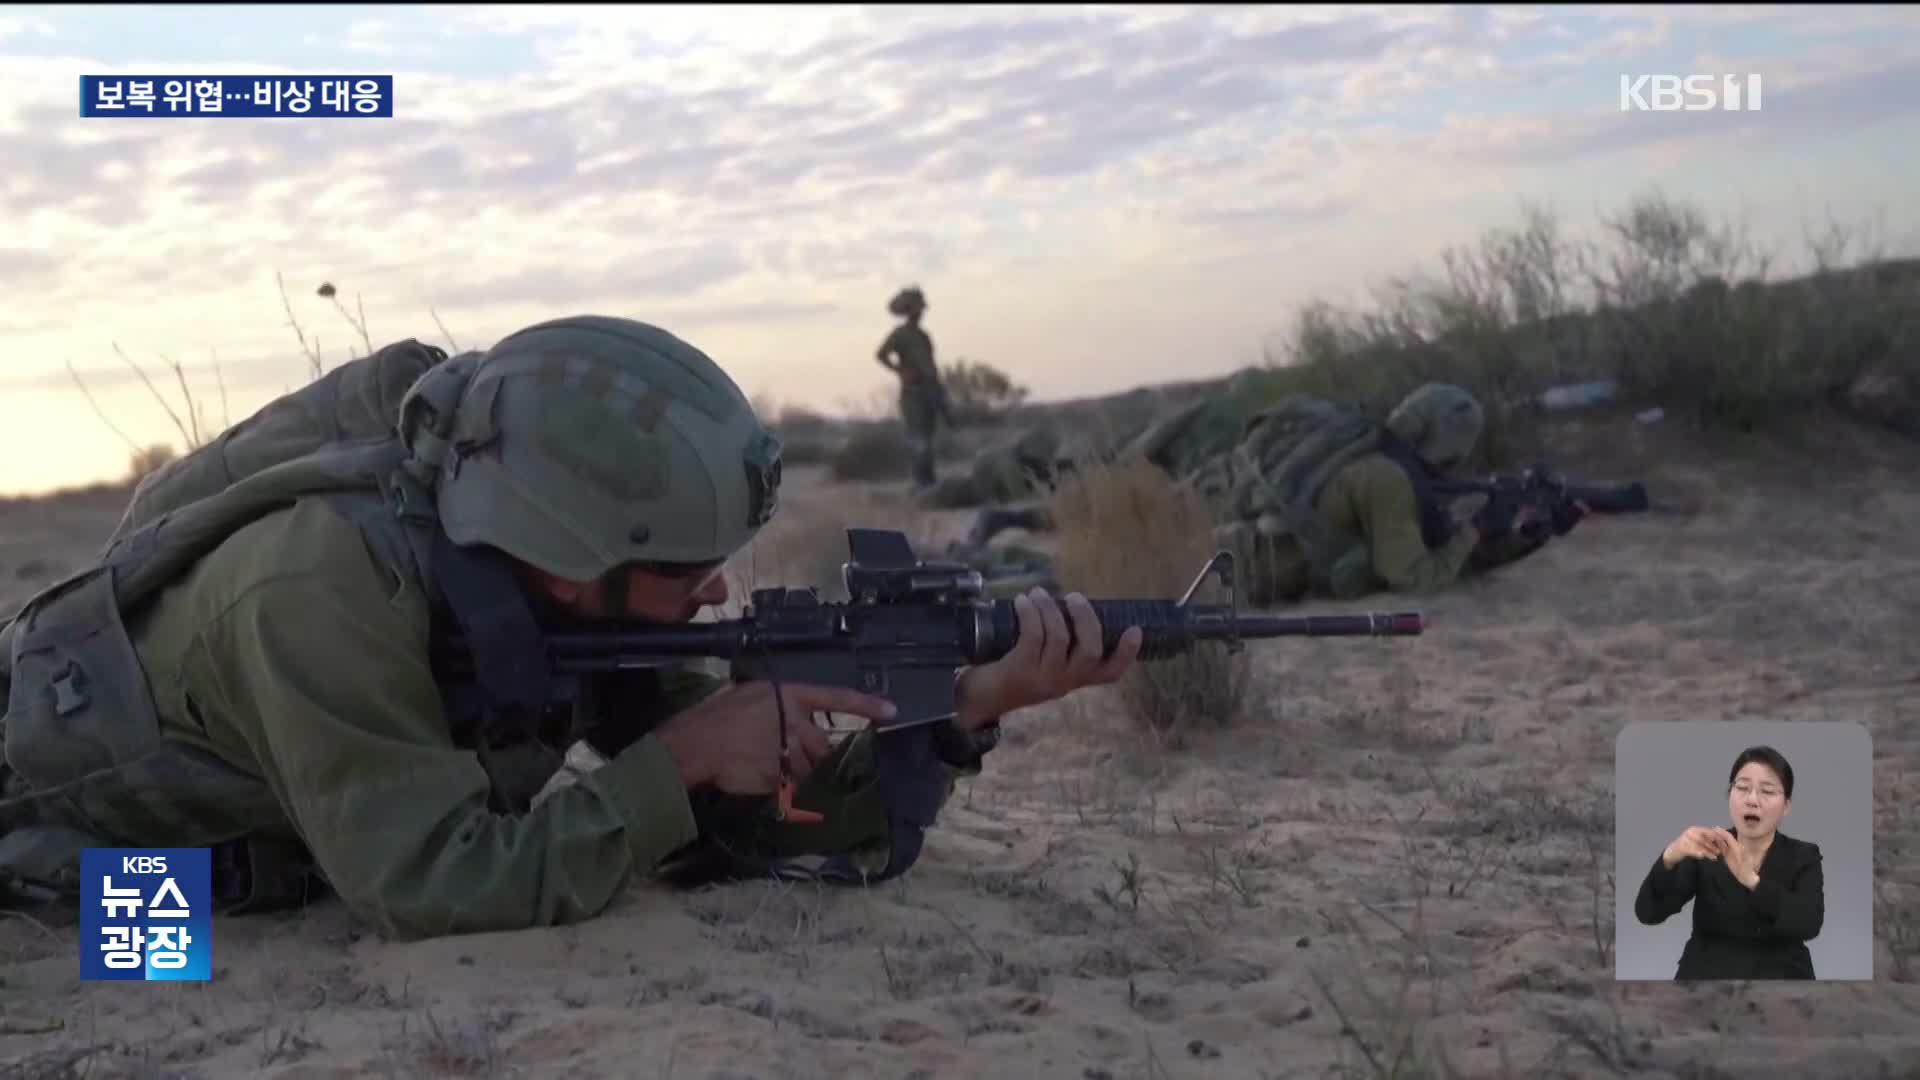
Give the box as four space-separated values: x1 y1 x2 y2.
425 530 555 748
1374 432 1457 549
392 348 561 749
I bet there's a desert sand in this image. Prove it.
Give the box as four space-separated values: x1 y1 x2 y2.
3 405 1918 1079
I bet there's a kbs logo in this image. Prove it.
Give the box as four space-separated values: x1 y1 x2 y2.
1619 74 1763 112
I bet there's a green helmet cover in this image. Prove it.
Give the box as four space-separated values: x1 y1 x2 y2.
1385 382 1484 472
434 315 781 580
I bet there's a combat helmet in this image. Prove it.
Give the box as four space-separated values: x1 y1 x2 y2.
888 286 927 316
414 315 782 581
1385 382 1484 472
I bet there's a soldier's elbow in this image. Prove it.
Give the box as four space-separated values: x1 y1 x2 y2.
1375 566 1441 594
1396 575 1455 597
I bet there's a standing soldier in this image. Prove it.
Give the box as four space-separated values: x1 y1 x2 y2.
875 285 949 488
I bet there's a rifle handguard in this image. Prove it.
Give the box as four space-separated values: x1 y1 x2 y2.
981 598 1422 663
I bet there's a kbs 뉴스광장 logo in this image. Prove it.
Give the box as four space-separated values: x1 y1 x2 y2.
80 848 212 982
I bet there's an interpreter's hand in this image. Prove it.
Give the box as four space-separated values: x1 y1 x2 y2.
1661 825 1733 869
654 682 898 796
1722 840 1763 889
953 588 1143 732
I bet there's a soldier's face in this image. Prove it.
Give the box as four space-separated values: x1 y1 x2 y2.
524 560 730 623
618 562 731 621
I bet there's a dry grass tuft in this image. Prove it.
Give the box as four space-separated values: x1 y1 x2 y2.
1048 460 1251 739
125 443 178 484
381 1009 509 1078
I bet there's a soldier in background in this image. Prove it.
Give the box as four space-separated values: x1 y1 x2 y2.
875 286 950 489
948 383 1563 604
915 426 1065 511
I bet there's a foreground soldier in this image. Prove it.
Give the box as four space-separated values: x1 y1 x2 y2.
874 285 949 489
0 316 1140 938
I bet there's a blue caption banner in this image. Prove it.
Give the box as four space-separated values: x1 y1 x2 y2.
79 75 393 117
80 848 213 982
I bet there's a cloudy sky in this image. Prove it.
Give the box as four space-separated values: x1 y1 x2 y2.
3 4 1918 495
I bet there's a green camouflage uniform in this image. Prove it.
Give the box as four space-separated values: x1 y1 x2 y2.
1215 454 1480 604
1207 383 1547 603
2 319 977 937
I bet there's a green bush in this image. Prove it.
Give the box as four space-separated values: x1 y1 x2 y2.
942 357 1029 424
1258 192 1920 461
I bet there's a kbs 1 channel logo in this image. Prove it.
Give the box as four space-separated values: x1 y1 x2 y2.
80 849 213 982
1619 73 1763 113
78 74 394 118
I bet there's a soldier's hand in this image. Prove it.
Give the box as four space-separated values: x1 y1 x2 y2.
954 588 1142 731
1550 498 1590 536
655 682 897 796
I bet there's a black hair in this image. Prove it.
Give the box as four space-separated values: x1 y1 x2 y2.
1728 745 1794 799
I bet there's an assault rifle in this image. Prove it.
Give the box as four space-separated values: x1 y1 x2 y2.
1431 463 1649 543
441 528 1422 825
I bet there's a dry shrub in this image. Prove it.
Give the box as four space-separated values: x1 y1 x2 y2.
769 403 841 466
126 442 177 483
776 435 837 466
1048 460 1251 739
829 421 912 482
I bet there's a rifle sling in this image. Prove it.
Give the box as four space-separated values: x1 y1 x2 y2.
429 529 555 746
1376 433 1456 549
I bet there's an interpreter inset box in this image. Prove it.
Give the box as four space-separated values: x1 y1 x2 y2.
1614 720 1873 981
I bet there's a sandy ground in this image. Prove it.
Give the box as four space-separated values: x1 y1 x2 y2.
3 410 1919 1079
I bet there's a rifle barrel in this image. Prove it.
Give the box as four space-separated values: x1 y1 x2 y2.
985 598 1421 661
539 624 744 655
1564 481 1648 513
1226 611 1425 637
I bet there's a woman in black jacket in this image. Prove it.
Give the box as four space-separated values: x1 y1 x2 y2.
1633 744 1825 980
